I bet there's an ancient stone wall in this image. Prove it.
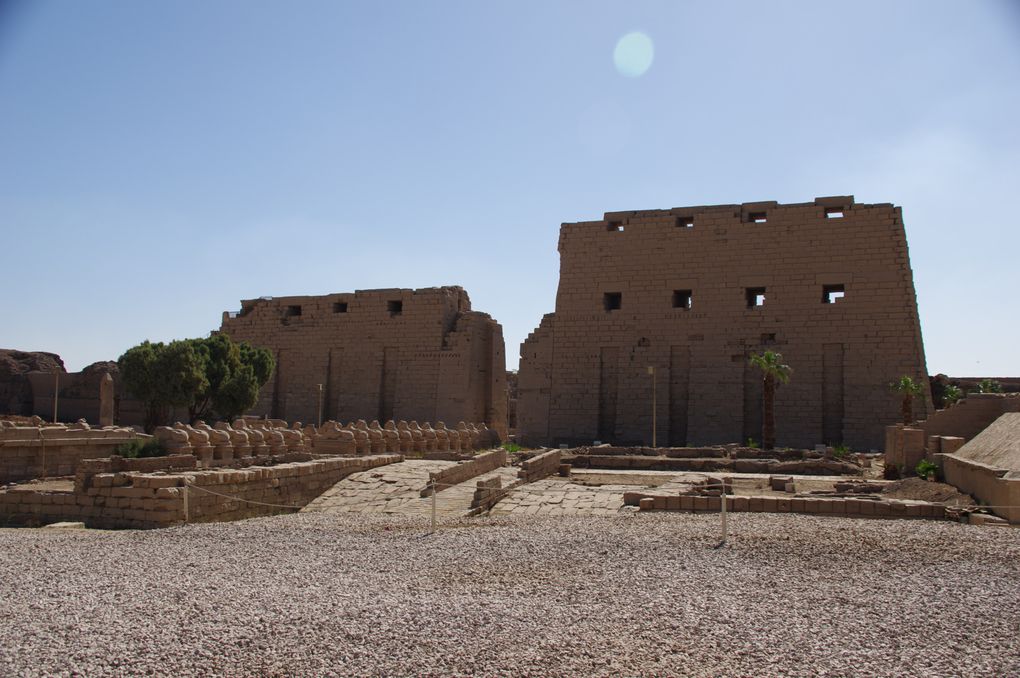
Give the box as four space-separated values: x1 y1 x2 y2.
939 412 1020 523
517 448 561 483
0 453 400 528
0 350 64 416
0 421 138 483
24 363 148 426
518 197 930 451
919 393 1020 444
219 286 507 439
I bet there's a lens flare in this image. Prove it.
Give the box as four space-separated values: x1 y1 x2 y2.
613 31 654 77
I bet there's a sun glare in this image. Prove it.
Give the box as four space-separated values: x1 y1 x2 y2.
613 31 654 77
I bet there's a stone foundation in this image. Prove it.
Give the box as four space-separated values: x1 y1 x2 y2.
0 454 400 529
0 422 137 483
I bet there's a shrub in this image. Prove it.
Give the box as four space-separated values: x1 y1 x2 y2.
502 442 522 453
746 438 759 449
976 379 1003 394
916 459 939 480
832 444 850 459
942 384 963 406
114 438 169 459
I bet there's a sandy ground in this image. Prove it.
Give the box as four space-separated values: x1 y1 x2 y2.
1 512 1018 677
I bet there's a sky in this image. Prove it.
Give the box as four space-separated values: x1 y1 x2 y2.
1 0 1018 375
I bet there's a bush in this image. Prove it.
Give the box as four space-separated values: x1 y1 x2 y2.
114 438 169 459
746 438 760 449
976 379 1002 394
502 442 522 453
916 459 939 480
832 444 850 459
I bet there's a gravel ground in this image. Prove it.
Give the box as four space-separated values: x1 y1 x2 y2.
1 513 1018 677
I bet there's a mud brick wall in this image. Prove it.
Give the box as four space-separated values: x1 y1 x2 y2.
919 394 1020 444
220 286 507 439
0 425 137 483
517 449 561 483
0 454 400 528
518 196 930 451
941 455 1020 524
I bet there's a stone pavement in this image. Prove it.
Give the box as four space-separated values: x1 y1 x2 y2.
302 459 455 515
302 460 520 518
489 477 639 516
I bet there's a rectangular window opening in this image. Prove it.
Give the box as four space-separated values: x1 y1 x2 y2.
761 332 776 344
606 221 624 232
672 289 692 310
676 216 694 229
387 300 403 315
603 292 622 312
333 301 348 313
825 208 845 219
823 284 846 304
747 212 767 224
746 287 766 308
284 305 302 317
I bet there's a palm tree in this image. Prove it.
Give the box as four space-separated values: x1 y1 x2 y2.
890 376 925 425
749 351 792 450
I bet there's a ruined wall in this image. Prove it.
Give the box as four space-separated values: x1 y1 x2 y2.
518 197 930 451
0 453 399 529
0 423 138 483
940 412 1020 523
0 350 64 416
919 393 1020 444
25 363 147 426
219 286 507 439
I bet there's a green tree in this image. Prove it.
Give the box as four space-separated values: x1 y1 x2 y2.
891 376 925 425
749 350 792 450
187 335 275 423
118 340 207 432
119 336 274 430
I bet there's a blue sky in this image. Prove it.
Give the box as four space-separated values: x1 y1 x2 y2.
1 0 1018 375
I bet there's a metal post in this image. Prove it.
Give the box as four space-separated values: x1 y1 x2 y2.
430 478 437 534
317 384 324 427
719 477 728 546
52 372 59 423
647 366 656 448
38 428 46 479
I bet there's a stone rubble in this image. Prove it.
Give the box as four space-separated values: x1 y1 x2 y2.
1 512 1018 676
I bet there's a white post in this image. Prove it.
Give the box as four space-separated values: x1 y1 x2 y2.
430 478 437 534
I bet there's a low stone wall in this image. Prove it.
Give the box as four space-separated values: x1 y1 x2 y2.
920 393 1020 443
624 491 950 520
570 446 826 461
0 454 401 529
566 453 860 476
424 449 507 494
0 425 138 483
518 449 561 483
940 454 1020 524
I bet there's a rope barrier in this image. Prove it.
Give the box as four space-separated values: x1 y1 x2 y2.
184 483 304 510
